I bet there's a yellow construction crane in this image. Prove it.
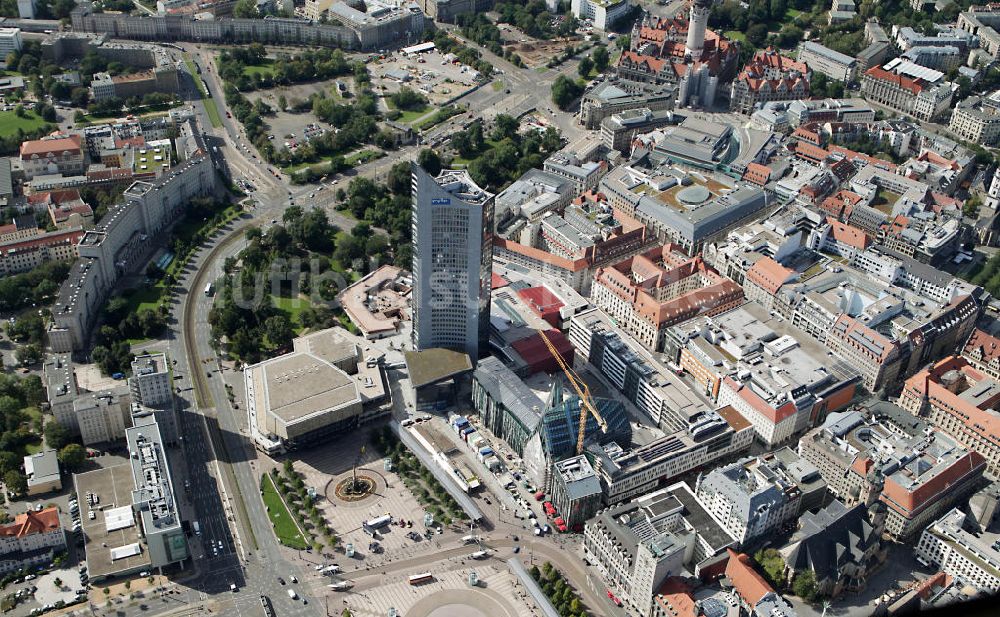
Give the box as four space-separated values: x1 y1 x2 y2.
539 330 607 455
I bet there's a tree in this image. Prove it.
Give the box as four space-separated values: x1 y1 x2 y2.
754 548 786 589
551 75 583 110
264 315 294 348
44 420 71 451
3 470 26 496
491 114 519 142
578 56 593 78
233 0 259 17
0 452 17 476
58 443 87 470
592 45 609 72
15 344 41 367
792 570 818 602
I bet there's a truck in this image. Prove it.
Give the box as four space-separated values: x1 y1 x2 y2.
461 535 478 544
192 521 201 535
204 282 214 296
363 514 393 533
321 565 341 575
470 550 490 560
328 582 351 591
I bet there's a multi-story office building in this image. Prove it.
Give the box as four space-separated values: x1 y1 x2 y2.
695 451 819 546
860 58 955 122
570 0 630 30
416 0 492 23
797 41 856 82
899 356 1000 477
600 108 675 153
668 302 859 446
916 508 1000 594
548 455 602 530
19 134 85 179
798 407 985 540
410 164 493 359
0 27 22 58
584 484 735 616
949 94 1000 147
126 415 188 570
0 508 66 575
591 244 742 352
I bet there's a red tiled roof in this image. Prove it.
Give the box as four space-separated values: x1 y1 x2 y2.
746 257 795 295
792 141 829 163
880 448 985 517
725 549 773 607
743 163 771 186
827 217 871 250
491 272 509 290
493 238 590 272
864 65 924 95
0 229 84 255
0 507 62 538
653 578 698 617
19 134 82 159
963 328 1000 365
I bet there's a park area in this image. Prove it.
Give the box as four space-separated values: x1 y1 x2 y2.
260 471 309 550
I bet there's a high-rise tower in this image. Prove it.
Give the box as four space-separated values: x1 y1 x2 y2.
684 0 712 60
410 163 494 359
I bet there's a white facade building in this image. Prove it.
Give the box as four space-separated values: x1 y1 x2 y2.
916 508 1000 593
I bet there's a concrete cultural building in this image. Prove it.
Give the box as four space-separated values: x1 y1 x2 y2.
246 329 370 454
579 80 676 130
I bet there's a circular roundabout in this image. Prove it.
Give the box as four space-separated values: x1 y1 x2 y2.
407 588 521 617
325 468 386 507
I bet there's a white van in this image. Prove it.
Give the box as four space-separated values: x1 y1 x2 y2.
287 589 297 600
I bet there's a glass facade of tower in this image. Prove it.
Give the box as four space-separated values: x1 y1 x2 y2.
411 163 494 359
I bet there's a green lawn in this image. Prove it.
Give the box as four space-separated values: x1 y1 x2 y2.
725 30 748 43
185 56 223 128
242 61 277 79
345 149 384 166
272 295 310 332
260 473 308 549
0 110 52 139
393 105 431 124
785 7 802 18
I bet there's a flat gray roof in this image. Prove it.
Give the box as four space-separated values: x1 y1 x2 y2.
404 348 473 389
75 464 151 579
254 352 359 424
